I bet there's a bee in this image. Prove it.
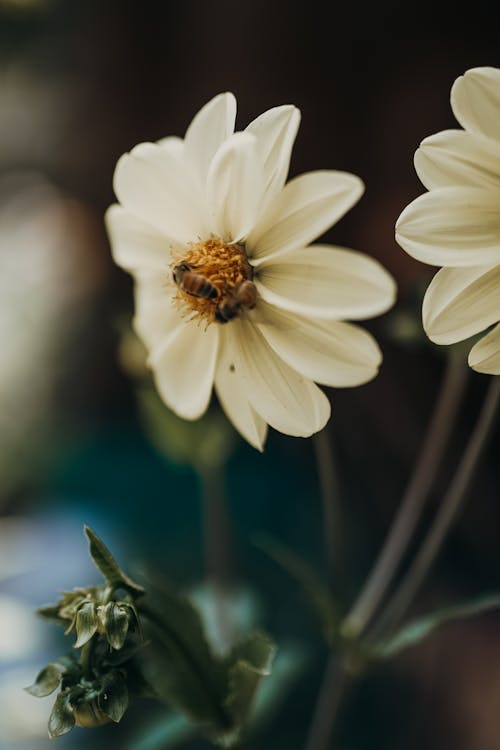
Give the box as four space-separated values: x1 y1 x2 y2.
215 280 257 323
172 261 219 300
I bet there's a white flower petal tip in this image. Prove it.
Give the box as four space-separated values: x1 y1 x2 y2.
256 245 396 320
248 170 364 260
451 67 500 142
468 324 500 375
397 66 500 367
108 94 389 446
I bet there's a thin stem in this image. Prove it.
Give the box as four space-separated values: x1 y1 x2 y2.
342 352 468 638
304 652 352 750
313 427 342 589
372 376 500 637
199 463 235 651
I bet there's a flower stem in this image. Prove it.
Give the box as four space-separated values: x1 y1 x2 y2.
371 375 500 638
304 651 352 750
341 351 468 638
313 427 342 589
198 463 235 651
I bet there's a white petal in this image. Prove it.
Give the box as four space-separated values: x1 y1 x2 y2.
157 135 184 159
247 170 364 260
469 323 500 374
214 328 267 450
184 92 237 183
396 186 500 267
133 272 180 352
149 318 219 420
113 142 207 244
206 131 263 242
255 244 396 319
257 301 382 387
106 205 172 272
423 264 500 344
451 67 500 143
415 129 500 191
231 320 331 437
245 104 300 210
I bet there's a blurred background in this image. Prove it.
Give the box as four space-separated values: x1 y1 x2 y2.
0 1 499 748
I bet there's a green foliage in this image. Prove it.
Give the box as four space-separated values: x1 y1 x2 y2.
372 593 500 659
84 525 145 595
29 527 276 748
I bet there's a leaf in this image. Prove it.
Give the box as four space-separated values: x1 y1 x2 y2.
84 525 145 595
74 601 98 648
25 663 64 697
139 585 228 730
48 692 75 738
255 535 339 644
98 670 129 723
373 593 500 660
36 604 67 626
222 632 276 737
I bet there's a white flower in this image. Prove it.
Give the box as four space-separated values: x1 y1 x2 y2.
396 67 500 375
106 93 396 450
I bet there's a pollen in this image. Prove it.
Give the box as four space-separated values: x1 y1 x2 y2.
170 238 253 324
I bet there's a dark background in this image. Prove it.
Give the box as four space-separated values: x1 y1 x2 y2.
0 1 499 749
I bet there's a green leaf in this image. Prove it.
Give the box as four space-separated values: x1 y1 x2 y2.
48 692 75 738
25 663 64 697
139 586 228 730
373 593 500 660
222 631 276 740
74 601 98 648
84 525 145 595
255 535 339 644
98 670 129 723
36 604 67 626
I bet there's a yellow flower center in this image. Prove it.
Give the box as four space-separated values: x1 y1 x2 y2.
171 238 257 325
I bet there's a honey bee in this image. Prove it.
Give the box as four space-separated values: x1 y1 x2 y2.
172 261 219 300
215 280 257 323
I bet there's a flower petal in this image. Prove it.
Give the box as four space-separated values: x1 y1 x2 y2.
415 129 500 191
214 328 267 450
468 323 500 374
148 318 219 420
231 319 331 437
106 205 172 272
257 301 382 387
245 104 300 210
157 135 184 159
247 170 364 260
206 131 263 242
133 272 180 352
184 92 237 183
113 142 207 244
396 186 500 267
422 264 500 344
451 67 500 143
255 244 396 319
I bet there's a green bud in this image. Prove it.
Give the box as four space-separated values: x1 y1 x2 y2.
73 601 98 648
72 698 111 729
48 691 75 738
98 601 129 650
97 670 129 723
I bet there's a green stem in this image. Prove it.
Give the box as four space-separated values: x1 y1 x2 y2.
304 651 352 750
371 375 500 638
342 352 468 638
313 427 342 590
199 463 235 651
